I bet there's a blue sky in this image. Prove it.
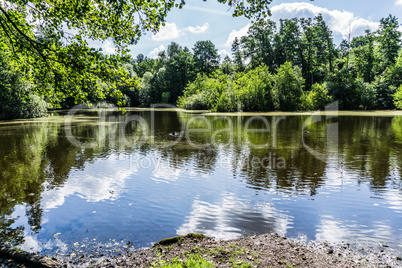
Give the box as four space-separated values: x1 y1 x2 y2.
99 0 402 59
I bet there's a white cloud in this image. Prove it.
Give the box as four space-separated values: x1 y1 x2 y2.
152 23 181 41
271 3 379 39
148 45 166 59
225 24 250 47
396 0 402 6
101 40 116 54
218 49 232 59
185 23 209 34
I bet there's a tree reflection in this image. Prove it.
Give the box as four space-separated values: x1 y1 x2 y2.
0 110 402 248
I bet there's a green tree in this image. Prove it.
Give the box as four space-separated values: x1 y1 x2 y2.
193 40 220 76
235 64 274 111
350 30 375 83
0 0 276 110
240 20 276 71
273 18 302 68
0 45 47 119
377 15 401 69
326 68 362 110
393 85 402 109
273 62 304 111
231 37 246 72
164 44 195 103
373 53 402 109
220 55 235 75
303 83 332 110
312 14 336 80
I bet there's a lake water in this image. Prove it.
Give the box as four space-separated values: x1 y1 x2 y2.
0 108 402 257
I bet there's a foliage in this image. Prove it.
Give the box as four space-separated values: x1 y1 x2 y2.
273 62 304 111
0 49 47 119
152 253 214 268
326 68 363 110
235 64 274 111
180 65 275 112
177 72 228 111
393 85 402 109
0 0 276 116
377 15 401 69
303 83 332 110
193 40 220 76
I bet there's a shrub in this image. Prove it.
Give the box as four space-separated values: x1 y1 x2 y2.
0 56 47 119
303 83 332 110
393 85 402 109
273 62 304 111
235 64 274 111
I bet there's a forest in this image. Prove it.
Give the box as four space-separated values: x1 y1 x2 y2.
1 13 402 119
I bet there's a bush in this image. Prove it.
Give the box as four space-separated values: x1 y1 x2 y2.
178 72 228 110
235 65 274 111
179 65 275 112
359 82 376 110
273 62 304 111
326 68 362 110
303 83 332 110
0 54 47 119
179 92 210 110
393 85 402 109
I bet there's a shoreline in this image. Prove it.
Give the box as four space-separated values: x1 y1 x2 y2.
2 233 401 267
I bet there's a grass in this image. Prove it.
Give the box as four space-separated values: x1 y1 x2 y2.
153 244 256 268
151 253 214 268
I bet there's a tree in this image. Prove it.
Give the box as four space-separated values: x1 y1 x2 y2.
273 62 304 111
373 55 402 109
164 43 195 103
220 55 235 75
0 0 275 109
377 15 401 68
312 15 335 79
350 30 375 83
232 37 246 72
240 20 276 71
193 40 220 76
326 68 362 110
0 45 47 119
303 83 332 110
273 18 301 68
393 85 402 109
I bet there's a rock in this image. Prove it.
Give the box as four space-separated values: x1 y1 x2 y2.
155 233 208 246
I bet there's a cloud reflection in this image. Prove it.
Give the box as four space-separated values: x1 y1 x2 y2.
177 194 291 239
41 156 136 210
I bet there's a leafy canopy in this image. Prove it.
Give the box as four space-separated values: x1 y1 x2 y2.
0 0 276 106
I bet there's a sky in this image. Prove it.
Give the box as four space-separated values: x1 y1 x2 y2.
98 0 402 60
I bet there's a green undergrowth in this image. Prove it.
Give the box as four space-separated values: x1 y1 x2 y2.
151 253 214 268
152 242 257 268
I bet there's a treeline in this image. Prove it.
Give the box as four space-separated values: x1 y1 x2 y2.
1 14 402 120
128 14 402 111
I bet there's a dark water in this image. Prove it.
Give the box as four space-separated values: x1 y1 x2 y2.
0 108 402 257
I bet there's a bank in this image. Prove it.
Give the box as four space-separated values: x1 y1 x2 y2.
1 233 400 267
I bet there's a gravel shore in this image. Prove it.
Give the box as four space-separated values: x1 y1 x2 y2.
1 233 401 267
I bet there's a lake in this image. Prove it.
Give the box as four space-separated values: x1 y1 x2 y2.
0 107 402 258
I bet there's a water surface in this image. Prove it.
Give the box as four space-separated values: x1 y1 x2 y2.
0 108 401 257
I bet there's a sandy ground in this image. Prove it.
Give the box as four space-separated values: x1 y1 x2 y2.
1 233 401 267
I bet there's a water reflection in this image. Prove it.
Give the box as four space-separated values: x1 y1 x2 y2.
177 195 291 239
0 110 401 254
